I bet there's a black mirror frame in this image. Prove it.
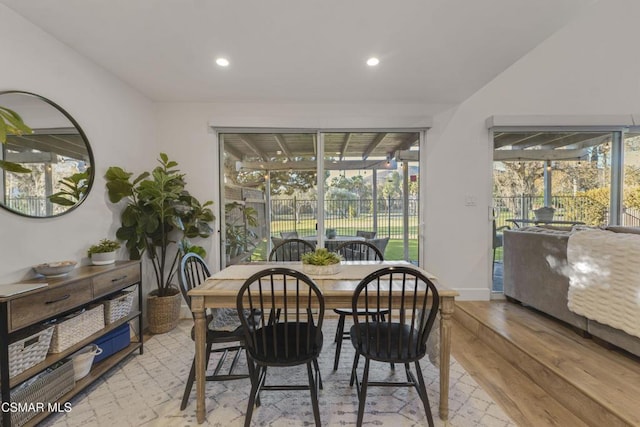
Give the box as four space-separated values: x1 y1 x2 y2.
0 90 95 218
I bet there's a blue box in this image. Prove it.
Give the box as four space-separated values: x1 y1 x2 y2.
92 323 130 363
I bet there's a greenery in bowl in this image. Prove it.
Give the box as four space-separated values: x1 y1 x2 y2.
87 239 121 255
301 248 341 266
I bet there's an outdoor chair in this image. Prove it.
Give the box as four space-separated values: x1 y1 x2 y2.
356 230 377 239
177 253 251 410
367 237 390 257
236 268 325 427
331 241 391 371
280 231 299 239
349 266 440 427
269 238 315 261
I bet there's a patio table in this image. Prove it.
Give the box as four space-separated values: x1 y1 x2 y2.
507 218 585 228
188 260 458 424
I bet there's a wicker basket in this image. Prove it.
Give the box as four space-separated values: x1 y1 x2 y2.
103 291 135 324
48 305 105 353
6 325 54 379
147 289 181 334
3 359 75 426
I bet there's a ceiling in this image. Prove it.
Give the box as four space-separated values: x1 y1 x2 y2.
221 131 418 170
494 131 611 161
1 0 594 108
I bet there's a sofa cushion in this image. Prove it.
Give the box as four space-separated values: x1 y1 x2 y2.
604 226 640 235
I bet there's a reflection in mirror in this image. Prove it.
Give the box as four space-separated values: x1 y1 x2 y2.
0 91 94 217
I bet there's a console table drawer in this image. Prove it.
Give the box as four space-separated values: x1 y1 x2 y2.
93 264 140 298
9 280 92 332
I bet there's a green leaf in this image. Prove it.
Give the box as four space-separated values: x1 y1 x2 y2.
187 245 207 258
106 180 133 203
132 171 150 185
0 160 32 173
48 195 76 206
0 107 32 136
0 114 6 143
105 166 132 181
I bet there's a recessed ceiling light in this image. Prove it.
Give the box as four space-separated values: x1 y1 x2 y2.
366 57 379 66
216 57 230 67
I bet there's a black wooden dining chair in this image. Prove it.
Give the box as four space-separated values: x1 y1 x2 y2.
268 238 315 261
331 240 391 371
177 253 250 410
236 268 325 427
349 266 439 427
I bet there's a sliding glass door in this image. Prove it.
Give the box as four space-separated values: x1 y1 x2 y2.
219 129 422 268
492 129 615 292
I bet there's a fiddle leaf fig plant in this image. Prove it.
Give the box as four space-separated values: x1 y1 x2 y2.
105 153 214 297
48 168 91 206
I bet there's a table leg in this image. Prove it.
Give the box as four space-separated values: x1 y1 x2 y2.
438 295 455 420
192 296 207 424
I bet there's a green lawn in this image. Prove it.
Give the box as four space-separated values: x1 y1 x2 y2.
271 217 418 240
385 239 418 261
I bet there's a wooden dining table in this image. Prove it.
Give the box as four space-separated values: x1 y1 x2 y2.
188 260 458 424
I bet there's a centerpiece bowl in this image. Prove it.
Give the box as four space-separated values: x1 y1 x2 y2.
33 260 77 278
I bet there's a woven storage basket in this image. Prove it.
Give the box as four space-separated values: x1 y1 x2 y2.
6 325 54 379
48 305 105 353
147 289 181 334
103 291 135 324
2 359 75 427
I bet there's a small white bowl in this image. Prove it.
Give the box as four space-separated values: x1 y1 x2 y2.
33 260 77 278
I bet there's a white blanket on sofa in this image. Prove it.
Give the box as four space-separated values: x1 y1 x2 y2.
567 229 640 339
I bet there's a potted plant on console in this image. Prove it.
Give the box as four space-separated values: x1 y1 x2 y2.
87 238 121 265
105 153 214 334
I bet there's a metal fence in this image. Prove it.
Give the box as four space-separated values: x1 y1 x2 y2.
270 197 419 240
5 196 48 216
494 194 640 228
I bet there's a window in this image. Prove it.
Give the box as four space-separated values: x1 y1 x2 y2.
218 130 423 268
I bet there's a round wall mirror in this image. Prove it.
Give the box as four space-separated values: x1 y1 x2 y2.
0 91 94 217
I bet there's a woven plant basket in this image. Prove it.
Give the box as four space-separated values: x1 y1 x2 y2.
147 288 181 334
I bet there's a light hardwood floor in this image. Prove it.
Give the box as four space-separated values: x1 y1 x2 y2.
451 301 640 427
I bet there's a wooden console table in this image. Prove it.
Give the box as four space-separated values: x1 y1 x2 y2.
0 261 143 426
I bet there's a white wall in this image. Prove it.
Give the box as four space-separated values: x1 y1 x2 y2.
157 0 640 301
426 0 640 299
0 5 156 285
155 102 433 273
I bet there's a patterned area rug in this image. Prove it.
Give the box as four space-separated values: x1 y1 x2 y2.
42 319 515 427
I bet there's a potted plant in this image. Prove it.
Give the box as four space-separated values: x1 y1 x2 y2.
301 248 342 275
87 238 121 265
224 202 259 262
105 153 214 333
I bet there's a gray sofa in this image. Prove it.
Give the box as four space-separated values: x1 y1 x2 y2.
503 225 640 357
